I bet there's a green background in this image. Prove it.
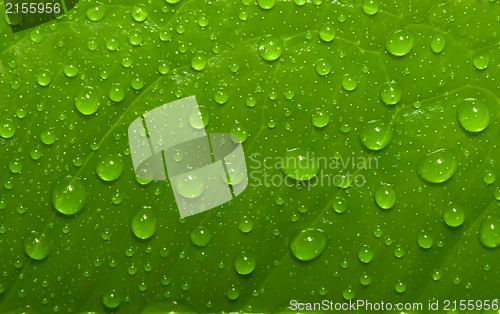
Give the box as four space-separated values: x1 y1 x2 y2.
0 0 499 312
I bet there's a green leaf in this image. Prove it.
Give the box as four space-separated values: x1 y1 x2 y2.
0 0 499 312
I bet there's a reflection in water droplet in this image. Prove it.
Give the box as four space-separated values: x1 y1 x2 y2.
358 245 374 263
23 231 50 260
473 54 489 70
132 6 148 22
190 226 213 247
289 229 328 261
102 290 121 309
417 149 457 184
374 184 396 209
75 86 100 115
258 35 282 61
315 59 331 76
385 30 414 56
479 216 500 249
131 206 157 239
109 83 125 102
417 231 434 249
319 23 336 42
234 252 256 275
457 99 490 133
36 70 52 87
96 154 125 181
281 148 319 181
379 81 402 105
332 196 348 214
51 176 87 215
311 109 330 127
430 35 445 53
358 119 394 151
442 202 465 227
191 52 208 71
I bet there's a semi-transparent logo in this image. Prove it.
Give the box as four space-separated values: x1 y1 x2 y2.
128 96 248 218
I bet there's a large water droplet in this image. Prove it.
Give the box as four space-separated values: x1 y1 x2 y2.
319 23 336 42
479 216 500 249
132 6 148 22
257 0 275 10
234 252 256 275
281 148 319 181
358 245 374 263
473 54 489 70
258 35 282 61
457 99 490 133
379 81 402 105
75 86 100 115
23 231 50 260
226 285 240 300
315 59 331 76
311 109 330 127
109 83 125 102
96 154 125 181
51 176 87 215
385 30 414 56
417 149 457 183
362 0 379 15
190 226 213 247
86 5 107 22
374 184 396 209
191 52 208 71
0 118 16 139
102 290 121 309
430 35 445 53
442 202 465 227
341 74 358 91
174 174 205 198
131 206 157 239
358 119 394 151
332 196 348 214
36 70 52 87
289 228 328 261
417 231 434 249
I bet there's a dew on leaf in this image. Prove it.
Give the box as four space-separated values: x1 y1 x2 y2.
417 231 434 249
174 174 205 198
442 202 465 227
310 109 330 127
289 228 328 261
239 218 254 233
40 128 56 145
36 70 52 87
417 149 457 184
102 290 121 309
319 23 336 42
315 59 331 76
385 30 414 56
430 35 445 53
473 54 489 70
479 215 500 249
258 35 283 61
51 176 87 215
229 121 249 143
23 231 50 261
0 119 16 139
131 76 144 90
341 74 358 91
457 98 490 133
332 196 348 214
109 83 125 102
131 206 157 240
64 64 79 77
96 154 125 181
379 81 402 105
86 5 106 22
281 148 319 181
234 252 256 275
226 285 240 300
190 226 213 247
75 86 99 115
374 184 396 209
132 6 148 22
358 119 394 151
362 0 379 15
358 245 374 263
191 52 208 71
257 0 275 10
214 90 229 104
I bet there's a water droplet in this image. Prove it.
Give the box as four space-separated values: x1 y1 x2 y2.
443 202 465 227
479 215 500 249
395 280 406 293
289 228 328 261
106 38 119 51
315 59 331 76
40 128 56 145
191 52 208 71
36 70 52 87
358 119 394 151
360 272 371 285
214 90 229 104
374 184 396 209
473 54 489 70
257 0 275 10
86 5 107 22
129 31 143 46
132 6 148 22
245 95 256 107
417 149 457 183
234 252 256 275
54 65 71 80
189 107 209 129
362 0 379 15
341 74 358 91
96 154 125 181
174 174 205 198
332 196 348 214
379 81 402 105
430 35 445 53
131 206 157 240
51 176 87 215
197 14 209 27
23 231 49 260
342 286 356 300
131 76 144 90
30 29 44 43
457 99 490 133
258 35 282 61
385 30 414 56
109 83 125 102
358 245 374 263
226 285 240 300
158 61 170 75
190 226 213 247
0 119 16 139
75 86 99 115
393 245 405 258
239 218 254 233
282 148 319 181
319 23 336 42
311 109 330 127
417 231 434 249
484 170 496 185
102 290 121 309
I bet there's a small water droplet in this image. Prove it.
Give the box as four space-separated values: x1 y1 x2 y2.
341 74 358 91
473 54 489 70
374 184 396 209
417 231 434 249
86 5 106 21
36 70 52 87
430 35 445 53
102 290 121 309
379 81 402 105
257 0 275 10
190 226 213 247
109 83 125 102
131 206 157 240
132 6 148 22
479 216 500 249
